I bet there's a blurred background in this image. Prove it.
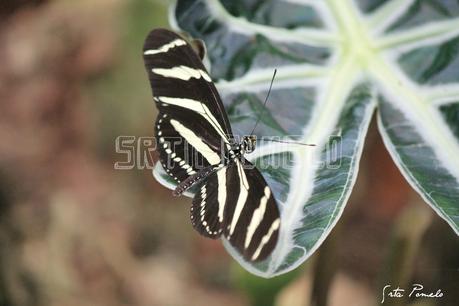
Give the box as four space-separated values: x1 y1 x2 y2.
0 1 458 306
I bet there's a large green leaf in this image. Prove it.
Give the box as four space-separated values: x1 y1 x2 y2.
153 0 459 277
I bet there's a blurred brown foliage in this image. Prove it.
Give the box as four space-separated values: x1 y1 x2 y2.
0 1 243 306
0 0 48 19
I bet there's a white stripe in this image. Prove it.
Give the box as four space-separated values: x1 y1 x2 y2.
244 187 271 249
158 96 229 143
169 119 221 165
229 160 249 236
152 66 212 82
239 161 249 190
251 218 280 261
144 39 186 55
217 167 227 222
160 137 195 175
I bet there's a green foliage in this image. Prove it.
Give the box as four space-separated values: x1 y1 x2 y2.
153 0 459 277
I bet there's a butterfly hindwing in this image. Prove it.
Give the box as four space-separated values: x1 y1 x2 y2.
155 107 228 183
190 168 226 238
155 112 197 182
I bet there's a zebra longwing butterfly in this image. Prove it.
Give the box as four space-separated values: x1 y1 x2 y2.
143 29 280 262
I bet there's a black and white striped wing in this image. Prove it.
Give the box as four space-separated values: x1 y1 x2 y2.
192 160 280 261
143 29 233 183
144 29 280 262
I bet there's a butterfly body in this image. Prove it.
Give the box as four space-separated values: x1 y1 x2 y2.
143 29 280 262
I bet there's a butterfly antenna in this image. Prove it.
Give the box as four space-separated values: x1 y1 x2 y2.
248 70 316 148
261 139 316 146
249 69 277 136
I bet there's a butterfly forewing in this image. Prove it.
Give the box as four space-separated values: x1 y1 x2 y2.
143 29 232 135
144 28 280 262
191 161 280 261
144 29 233 183
222 161 280 261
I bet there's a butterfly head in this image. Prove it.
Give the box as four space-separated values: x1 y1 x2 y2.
241 135 257 154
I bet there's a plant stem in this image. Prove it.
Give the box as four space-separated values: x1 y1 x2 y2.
378 200 432 306
310 224 340 306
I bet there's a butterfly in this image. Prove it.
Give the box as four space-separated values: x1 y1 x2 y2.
143 28 280 262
